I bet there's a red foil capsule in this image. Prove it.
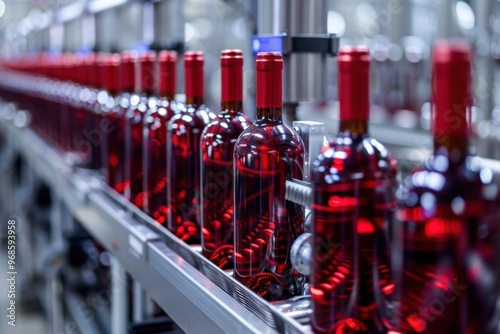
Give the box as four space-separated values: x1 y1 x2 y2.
221 49 243 102
184 51 204 101
255 52 282 109
140 51 156 95
102 54 121 95
338 46 370 122
159 51 177 98
431 41 472 142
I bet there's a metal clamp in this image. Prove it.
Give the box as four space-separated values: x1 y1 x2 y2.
252 33 340 56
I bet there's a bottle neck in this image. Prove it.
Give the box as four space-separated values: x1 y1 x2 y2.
185 64 203 107
141 88 154 97
159 92 175 101
338 120 368 136
433 133 469 163
256 107 282 120
221 101 243 114
186 96 204 106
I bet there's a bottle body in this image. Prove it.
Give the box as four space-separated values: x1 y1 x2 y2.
167 104 215 242
394 155 500 333
311 130 398 333
124 94 150 205
233 112 305 300
143 98 176 223
394 40 500 334
200 109 251 266
105 93 129 193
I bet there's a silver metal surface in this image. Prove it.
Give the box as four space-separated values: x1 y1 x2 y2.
64 292 103 334
293 121 325 180
111 257 128 334
257 0 328 124
290 233 312 276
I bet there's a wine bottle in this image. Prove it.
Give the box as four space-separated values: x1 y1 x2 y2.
105 51 135 194
167 51 215 243
233 52 305 301
310 46 399 333
81 53 101 169
394 41 500 333
200 49 251 267
125 50 156 206
143 50 178 223
98 54 121 189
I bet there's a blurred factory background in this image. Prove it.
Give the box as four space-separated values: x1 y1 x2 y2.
0 1 499 166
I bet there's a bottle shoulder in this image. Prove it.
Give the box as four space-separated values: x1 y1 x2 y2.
168 105 215 130
202 112 252 139
312 135 397 179
398 155 499 207
235 121 304 154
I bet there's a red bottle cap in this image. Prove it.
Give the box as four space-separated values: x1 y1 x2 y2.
101 54 121 95
256 52 283 108
159 50 177 97
221 49 243 103
337 46 370 122
140 50 156 94
184 51 204 99
84 53 99 88
432 40 472 140
121 51 137 93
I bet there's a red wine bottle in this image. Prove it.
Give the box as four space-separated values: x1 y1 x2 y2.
99 54 121 189
167 51 215 243
106 51 135 194
233 52 305 301
200 49 251 267
125 51 156 206
394 41 500 333
81 53 101 169
143 50 178 223
310 47 399 333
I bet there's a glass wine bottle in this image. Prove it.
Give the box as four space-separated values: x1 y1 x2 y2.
394 41 500 334
233 52 305 301
200 49 251 267
125 51 156 206
106 51 136 194
167 51 215 243
310 46 399 333
143 50 178 224
98 54 121 188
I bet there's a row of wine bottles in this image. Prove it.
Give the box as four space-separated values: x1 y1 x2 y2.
0 39 499 333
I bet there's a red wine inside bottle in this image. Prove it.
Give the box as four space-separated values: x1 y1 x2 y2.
125 51 156 206
233 52 305 301
311 46 399 333
394 41 500 334
200 49 251 268
167 51 216 243
143 50 178 224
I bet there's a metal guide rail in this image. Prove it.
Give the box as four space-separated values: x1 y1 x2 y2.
0 114 309 334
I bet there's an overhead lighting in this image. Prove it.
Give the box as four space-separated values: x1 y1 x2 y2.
88 0 127 14
0 1 6 18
